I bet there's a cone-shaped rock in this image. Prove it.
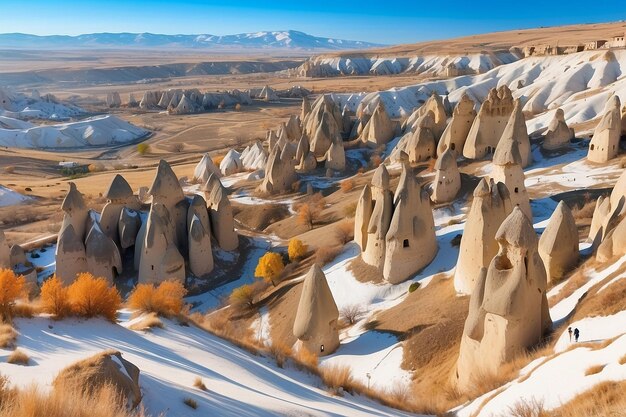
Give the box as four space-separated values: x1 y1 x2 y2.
543 109 574 150
431 148 461 203
406 111 436 163
588 95 621 163
55 224 88 285
500 99 531 168
354 185 373 251
194 153 222 184
438 93 476 157
360 101 394 147
538 201 579 283
85 222 122 283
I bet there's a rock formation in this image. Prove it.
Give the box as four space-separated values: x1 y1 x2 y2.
285 115 302 141
303 95 344 157
259 85 279 101
187 195 213 277
362 165 393 271
55 224 88 285
59 182 89 240
431 148 461 204
538 201 579 283
240 141 268 171
85 223 123 283
295 135 317 173
463 85 514 160
588 169 626 245
139 91 159 109
128 93 138 108
454 179 512 294
359 101 395 147
324 138 346 172
405 111 436 163
500 99 532 168
293 264 339 356
596 215 626 262
100 175 139 245
106 92 121 108
543 109 574 150
0 230 10 269
588 95 622 163
310 110 341 157
301 96 311 121
259 144 297 194
383 163 437 283
194 153 221 183
437 93 476 156
220 149 243 176
118 208 141 250
354 185 373 251
404 92 448 140
455 207 551 390
205 175 238 251
491 130 532 220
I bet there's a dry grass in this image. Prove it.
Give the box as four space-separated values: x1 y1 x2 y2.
183 397 198 409
320 365 355 395
193 376 207 391
571 272 626 322
7 349 29 365
294 346 318 370
333 220 354 245
268 342 292 368
314 245 342 266
41 276 72 318
584 364 605 376
619 353 626 365
67 273 122 322
12 301 39 319
127 280 187 317
340 179 355 193
571 199 597 220
0 383 145 417
0 324 17 348
128 312 164 331
343 201 358 218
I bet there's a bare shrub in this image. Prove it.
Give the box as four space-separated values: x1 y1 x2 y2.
41 276 71 318
193 376 207 391
340 179 355 193
128 312 164 331
0 324 17 348
340 305 363 325
314 245 342 266
320 365 354 395
67 273 122 322
7 349 29 365
183 397 198 409
334 220 354 245
127 280 187 317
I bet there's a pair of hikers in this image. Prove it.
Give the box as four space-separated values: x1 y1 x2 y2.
568 327 580 342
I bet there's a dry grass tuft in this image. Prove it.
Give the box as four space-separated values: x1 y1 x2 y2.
268 342 292 368
294 346 318 370
340 179 355 193
619 353 626 365
314 245 342 266
12 301 39 319
333 220 354 245
571 199 597 220
7 349 29 365
41 276 72 318
128 312 164 331
67 273 122 322
193 376 207 391
0 324 17 348
320 365 354 395
183 397 198 409
584 364 605 376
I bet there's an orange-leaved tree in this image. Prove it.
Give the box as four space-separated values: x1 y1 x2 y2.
0 269 27 321
67 273 121 322
254 252 284 286
40 275 71 318
288 239 308 261
128 280 187 317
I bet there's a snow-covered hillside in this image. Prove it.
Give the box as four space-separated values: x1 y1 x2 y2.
296 51 520 77
0 185 31 207
0 115 149 149
0 87 84 120
0 31 382 51
2 313 416 417
331 49 626 135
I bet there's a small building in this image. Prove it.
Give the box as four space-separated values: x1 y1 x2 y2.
585 40 607 50
608 33 626 49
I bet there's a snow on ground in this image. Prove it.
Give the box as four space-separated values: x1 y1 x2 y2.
2 314 418 417
554 310 626 352
0 115 149 149
0 88 84 120
0 185 31 207
331 49 626 135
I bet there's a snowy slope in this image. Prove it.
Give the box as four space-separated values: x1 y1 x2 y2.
297 51 519 77
0 31 382 51
0 115 149 149
2 313 417 417
0 87 84 120
0 185 31 207
331 49 626 135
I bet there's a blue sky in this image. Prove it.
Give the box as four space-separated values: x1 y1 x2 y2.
0 0 625 44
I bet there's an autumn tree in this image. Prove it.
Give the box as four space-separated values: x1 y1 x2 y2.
127 280 187 317
67 273 121 322
288 239 308 261
230 284 255 309
0 269 27 321
255 252 284 286
40 275 71 318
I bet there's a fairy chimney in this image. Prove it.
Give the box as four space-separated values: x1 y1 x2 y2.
100 175 139 244
596 215 626 262
188 213 213 277
285 115 302 141
454 179 512 294
0 230 10 269
538 201 579 283
194 153 221 184
431 148 461 204
543 109 574 150
455 207 551 390
406 111 436 163
118 208 141 250
301 96 311 121
500 99 532 168
206 176 238 251
325 139 346 172
463 85 514 160
85 223 122 283
220 149 243 176
149 160 188 252
383 164 437 284
404 92 448 140
438 93 476 157
293 265 340 356
491 131 532 220
354 185 373 251
362 166 393 270
360 101 395 147
588 95 622 163
55 224 88 285
260 144 297 194
60 182 89 241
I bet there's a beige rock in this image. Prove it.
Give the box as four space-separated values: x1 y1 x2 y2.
354 185 373 251
55 224 88 285
139 91 159 109
596 215 626 262
431 148 461 204
437 93 476 156
301 96 311 121
588 95 622 163
137 203 185 285
463 85 514 160
188 214 213 277
325 139 346 172
85 223 122 283
206 177 238 251
362 167 393 271
285 115 302 141
360 101 395 147
0 229 10 269
543 109 574 150
106 92 121 108
310 110 341 157
118 208 141 250
404 92 448 140
241 141 268 171
194 153 221 183
100 175 139 244
149 160 188 251
302 95 343 150
405 111 436 163
491 130 532 220
60 182 89 240
455 207 550 390
538 201 579 283
220 149 243 176
293 265 340 356
500 99 532 168
260 144 297 194
454 179 512 294
383 163 437 283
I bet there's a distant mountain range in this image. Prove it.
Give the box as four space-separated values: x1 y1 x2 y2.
0 31 383 51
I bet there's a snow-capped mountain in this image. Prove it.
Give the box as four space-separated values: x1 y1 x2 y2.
0 30 382 51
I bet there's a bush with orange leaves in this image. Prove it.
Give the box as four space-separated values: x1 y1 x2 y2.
127 280 187 317
41 276 71 319
255 252 284 286
0 269 27 321
288 239 308 261
67 273 121 322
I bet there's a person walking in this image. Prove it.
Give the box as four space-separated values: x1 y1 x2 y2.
568 327 573 342
574 328 580 343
